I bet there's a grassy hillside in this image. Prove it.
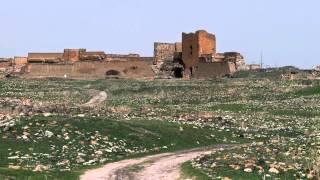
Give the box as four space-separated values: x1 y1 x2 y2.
0 76 319 179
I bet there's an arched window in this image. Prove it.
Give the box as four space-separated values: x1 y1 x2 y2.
106 70 120 76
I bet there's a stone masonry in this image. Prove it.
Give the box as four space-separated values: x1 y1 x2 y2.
2 29 244 80
182 30 216 77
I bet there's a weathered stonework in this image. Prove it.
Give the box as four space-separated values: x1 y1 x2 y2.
14 57 28 65
28 53 63 63
153 43 176 65
182 30 216 77
195 61 236 79
63 49 86 62
10 29 244 80
152 42 183 78
25 60 155 79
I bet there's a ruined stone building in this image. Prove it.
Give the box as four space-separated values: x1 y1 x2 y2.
153 30 245 79
1 30 245 79
25 49 154 79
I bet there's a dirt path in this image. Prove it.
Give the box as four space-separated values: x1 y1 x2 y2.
82 91 108 107
80 144 238 180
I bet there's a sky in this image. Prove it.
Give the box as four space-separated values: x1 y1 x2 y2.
0 0 319 68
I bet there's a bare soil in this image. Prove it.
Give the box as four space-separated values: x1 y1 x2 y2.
80 144 236 180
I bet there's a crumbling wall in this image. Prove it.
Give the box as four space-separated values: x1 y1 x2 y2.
198 30 216 55
182 32 199 72
63 49 86 62
80 51 106 61
104 54 141 61
25 60 155 79
28 53 63 63
0 61 10 73
13 57 28 73
194 61 236 79
14 57 28 65
153 43 176 65
182 30 216 71
175 43 182 53
152 42 183 78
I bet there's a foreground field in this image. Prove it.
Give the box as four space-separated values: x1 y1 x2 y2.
0 74 319 179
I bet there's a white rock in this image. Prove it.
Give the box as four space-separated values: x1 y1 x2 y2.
8 156 19 160
95 151 103 156
22 135 29 140
269 167 279 174
210 162 217 168
78 152 86 157
244 168 253 173
76 157 85 163
33 164 48 172
8 165 21 170
45 130 54 138
307 174 314 179
43 113 52 117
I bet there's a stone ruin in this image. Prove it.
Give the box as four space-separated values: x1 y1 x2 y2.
152 42 184 78
0 30 246 80
153 30 245 79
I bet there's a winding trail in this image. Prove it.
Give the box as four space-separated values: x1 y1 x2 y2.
80 144 239 180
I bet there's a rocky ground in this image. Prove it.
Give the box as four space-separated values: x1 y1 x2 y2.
80 145 239 180
0 71 319 179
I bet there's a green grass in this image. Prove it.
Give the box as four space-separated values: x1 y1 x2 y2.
0 116 246 179
210 103 263 113
187 146 299 180
0 168 80 180
0 75 319 179
181 161 211 180
233 70 284 80
271 109 320 117
294 86 320 96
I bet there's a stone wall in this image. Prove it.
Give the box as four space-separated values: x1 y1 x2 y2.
28 53 63 63
182 30 216 73
0 61 10 69
175 43 182 53
81 51 106 61
63 49 86 62
104 54 144 62
182 32 199 71
25 60 155 79
14 57 28 65
198 30 216 55
153 43 176 65
194 61 236 79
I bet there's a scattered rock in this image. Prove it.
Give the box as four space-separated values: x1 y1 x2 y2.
33 164 49 172
83 91 108 107
43 112 52 117
45 130 54 138
307 173 314 179
8 165 21 170
244 168 253 173
268 167 279 174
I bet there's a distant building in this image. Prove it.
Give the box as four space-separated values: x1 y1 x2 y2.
238 64 261 71
2 30 245 80
154 30 245 79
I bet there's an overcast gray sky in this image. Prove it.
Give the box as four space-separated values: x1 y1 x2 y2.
0 0 319 68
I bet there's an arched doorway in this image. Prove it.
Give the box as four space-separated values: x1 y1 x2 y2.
173 67 184 78
106 70 121 79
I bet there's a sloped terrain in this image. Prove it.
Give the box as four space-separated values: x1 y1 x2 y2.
0 74 319 179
